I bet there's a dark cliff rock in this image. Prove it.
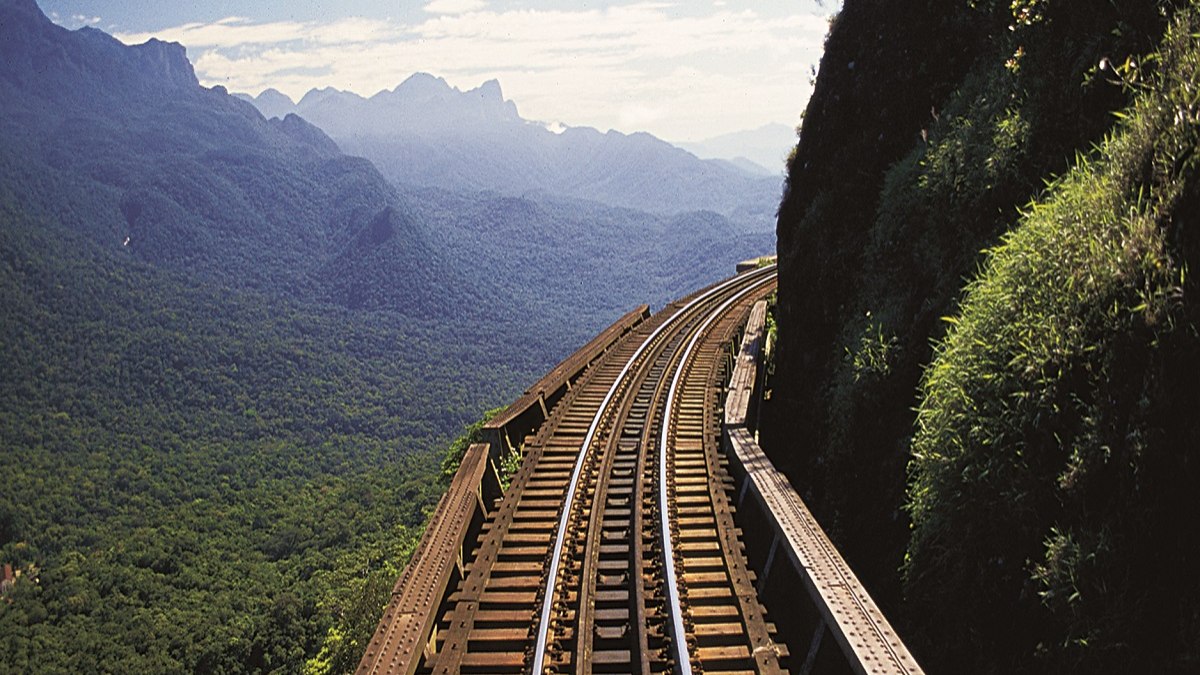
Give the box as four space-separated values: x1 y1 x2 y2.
768 0 993 613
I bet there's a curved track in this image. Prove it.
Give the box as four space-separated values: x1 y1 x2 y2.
424 266 782 674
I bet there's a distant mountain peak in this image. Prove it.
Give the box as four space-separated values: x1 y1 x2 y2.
258 87 293 103
297 86 358 108
394 72 451 95
301 86 341 100
242 88 297 119
678 123 796 174
129 37 198 89
1 0 198 96
0 0 56 38
254 73 523 140
473 79 503 102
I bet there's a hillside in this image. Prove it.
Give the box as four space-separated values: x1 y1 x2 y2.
0 3 415 300
239 75 782 233
768 0 1200 672
0 0 509 670
0 0 774 670
0 202 515 673
0 0 767 356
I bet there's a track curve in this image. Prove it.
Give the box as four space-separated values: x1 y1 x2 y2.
423 266 782 674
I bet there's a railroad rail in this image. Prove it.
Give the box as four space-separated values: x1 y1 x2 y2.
358 264 924 674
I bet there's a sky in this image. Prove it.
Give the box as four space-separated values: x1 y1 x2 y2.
38 0 838 143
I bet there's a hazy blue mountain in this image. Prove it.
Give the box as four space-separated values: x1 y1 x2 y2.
679 123 796 176
0 0 482 318
2 0 771 334
1 0 770 334
239 74 782 232
395 185 771 325
235 87 296 120
721 157 776 177
0 0 774 387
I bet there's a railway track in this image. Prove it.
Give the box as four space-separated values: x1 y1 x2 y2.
419 266 781 674
360 262 926 675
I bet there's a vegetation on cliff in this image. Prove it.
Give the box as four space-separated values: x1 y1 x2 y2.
770 0 1199 670
907 11 1200 670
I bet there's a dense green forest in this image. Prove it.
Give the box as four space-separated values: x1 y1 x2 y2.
0 200 523 671
770 0 1200 671
0 8 513 669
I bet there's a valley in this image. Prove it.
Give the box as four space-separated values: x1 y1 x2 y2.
0 0 777 671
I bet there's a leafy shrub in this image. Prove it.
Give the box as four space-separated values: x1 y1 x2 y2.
845 318 901 382
439 407 504 484
768 0 1182 661
905 7 1200 670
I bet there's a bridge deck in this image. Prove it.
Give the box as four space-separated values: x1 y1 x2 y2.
359 267 923 675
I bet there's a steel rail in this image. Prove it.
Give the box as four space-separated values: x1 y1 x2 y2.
658 271 777 674
531 265 774 674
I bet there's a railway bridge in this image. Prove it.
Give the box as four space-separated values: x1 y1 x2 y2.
357 264 923 674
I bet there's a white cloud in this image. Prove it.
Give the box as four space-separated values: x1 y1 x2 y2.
424 0 488 14
72 14 101 25
619 104 668 130
116 16 402 49
113 3 830 140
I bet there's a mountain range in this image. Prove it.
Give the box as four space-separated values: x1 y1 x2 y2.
678 123 796 176
237 76 783 232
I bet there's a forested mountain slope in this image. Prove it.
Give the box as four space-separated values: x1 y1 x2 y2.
768 0 1200 671
0 0 478 315
0 0 771 671
0 0 768 391
0 200 519 672
0 0 507 670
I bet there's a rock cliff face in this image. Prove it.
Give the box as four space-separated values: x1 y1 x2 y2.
768 0 1186 671
126 36 198 90
768 0 994 612
0 3 198 104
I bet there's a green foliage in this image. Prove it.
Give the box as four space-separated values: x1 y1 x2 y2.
1031 526 1110 619
302 526 421 675
0 211 515 673
0 5 778 672
844 317 901 382
439 407 504 484
764 293 778 357
906 6 1200 669
498 447 523 491
771 0 1195 671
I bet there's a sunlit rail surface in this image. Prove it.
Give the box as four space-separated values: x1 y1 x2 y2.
358 265 924 675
